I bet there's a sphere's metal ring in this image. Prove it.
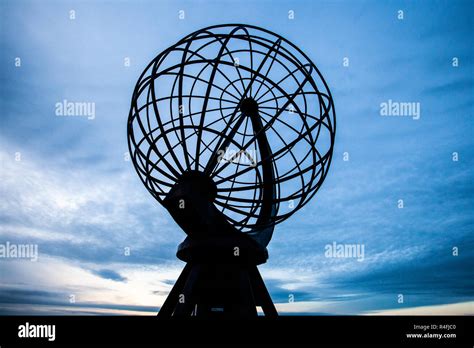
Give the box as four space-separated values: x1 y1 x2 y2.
128 24 336 239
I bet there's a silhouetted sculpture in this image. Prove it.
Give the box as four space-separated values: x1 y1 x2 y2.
127 24 335 317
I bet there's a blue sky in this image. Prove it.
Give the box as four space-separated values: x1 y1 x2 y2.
0 0 473 315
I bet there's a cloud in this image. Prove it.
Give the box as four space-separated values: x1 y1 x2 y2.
366 301 474 316
0 254 183 315
423 78 474 96
0 144 182 265
93 269 127 282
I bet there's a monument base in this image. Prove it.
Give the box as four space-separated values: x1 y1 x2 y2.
157 235 278 318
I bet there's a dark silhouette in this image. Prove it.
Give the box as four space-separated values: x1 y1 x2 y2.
127 24 336 317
